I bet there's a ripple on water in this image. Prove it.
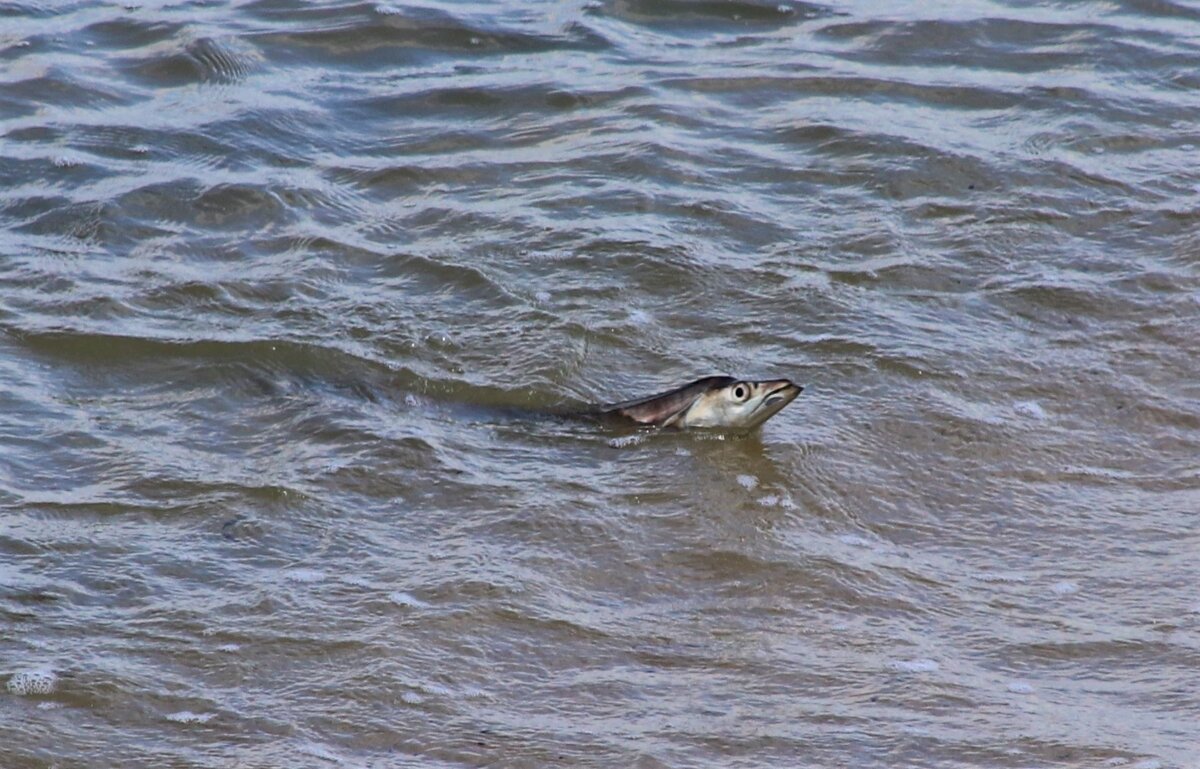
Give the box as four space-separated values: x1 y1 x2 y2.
2 0 1199 767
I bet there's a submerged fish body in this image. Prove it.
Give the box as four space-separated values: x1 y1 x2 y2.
595 376 802 430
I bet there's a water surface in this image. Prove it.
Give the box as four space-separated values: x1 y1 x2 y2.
2 1 1198 767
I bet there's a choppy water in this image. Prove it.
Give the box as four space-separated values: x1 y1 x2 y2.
3 1 1199 767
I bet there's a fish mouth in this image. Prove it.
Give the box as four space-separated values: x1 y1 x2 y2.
742 380 802 427
758 381 803 410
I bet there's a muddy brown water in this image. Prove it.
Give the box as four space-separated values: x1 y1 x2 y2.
2 1 1198 767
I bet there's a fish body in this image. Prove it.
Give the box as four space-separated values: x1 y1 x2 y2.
596 376 802 430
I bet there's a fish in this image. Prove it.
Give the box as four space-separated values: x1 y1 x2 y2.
594 376 803 430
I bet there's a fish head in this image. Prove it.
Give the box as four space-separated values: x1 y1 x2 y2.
677 378 803 429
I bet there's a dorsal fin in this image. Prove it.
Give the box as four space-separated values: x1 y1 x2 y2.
598 376 736 427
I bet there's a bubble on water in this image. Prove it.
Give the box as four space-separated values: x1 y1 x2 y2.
1050 581 1079 595
37 701 62 710
1006 680 1034 693
165 710 215 724
534 291 551 303
674 447 691 456
1103 759 1130 767
736 474 759 490
284 568 326 584
1013 400 1046 419
1131 760 1162 769
400 690 425 705
389 591 430 609
838 534 874 548
217 643 241 653
887 658 939 673
757 494 779 506
7 668 58 695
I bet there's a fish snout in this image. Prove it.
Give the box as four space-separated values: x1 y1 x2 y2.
762 380 803 406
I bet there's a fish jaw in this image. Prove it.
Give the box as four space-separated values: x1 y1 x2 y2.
741 380 802 428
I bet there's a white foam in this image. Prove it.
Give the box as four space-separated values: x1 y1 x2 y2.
757 493 797 509
1050 581 1079 595
7 668 57 695
608 433 646 449
1006 680 1034 693
400 691 425 705
284 568 326 584
217 643 242 653
165 710 215 724
534 291 551 303
736 474 759 490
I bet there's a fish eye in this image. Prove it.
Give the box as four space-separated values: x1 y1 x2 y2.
732 384 748 401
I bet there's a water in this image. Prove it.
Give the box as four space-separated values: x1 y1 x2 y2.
2 1 1198 767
